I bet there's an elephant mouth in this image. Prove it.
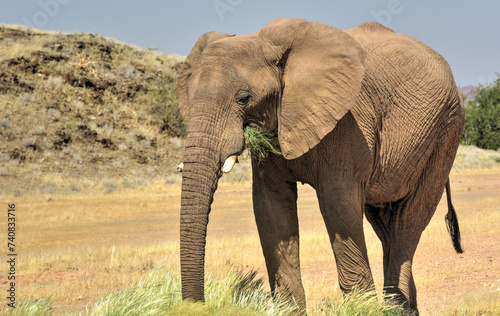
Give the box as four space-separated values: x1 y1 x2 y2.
178 123 276 175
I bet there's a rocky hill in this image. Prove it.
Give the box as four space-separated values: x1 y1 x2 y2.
0 25 187 195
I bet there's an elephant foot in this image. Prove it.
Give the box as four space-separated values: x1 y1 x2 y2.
384 289 419 315
271 285 307 315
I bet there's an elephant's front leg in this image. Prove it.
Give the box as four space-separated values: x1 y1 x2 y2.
316 178 374 294
252 159 306 311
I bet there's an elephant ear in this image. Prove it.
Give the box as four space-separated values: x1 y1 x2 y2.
259 18 365 159
174 32 234 123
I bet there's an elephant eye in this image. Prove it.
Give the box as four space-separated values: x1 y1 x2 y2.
236 92 251 105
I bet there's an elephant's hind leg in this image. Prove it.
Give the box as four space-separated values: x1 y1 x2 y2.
365 201 421 312
366 131 461 314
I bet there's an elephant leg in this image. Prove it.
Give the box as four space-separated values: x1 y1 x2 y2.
316 178 374 294
252 160 306 311
366 197 427 314
366 148 458 314
366 202 419 311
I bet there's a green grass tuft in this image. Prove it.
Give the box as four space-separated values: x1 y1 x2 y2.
85 266 180 316
316 290 404 316
244 126 281 163
6 267 406 315
3 298 54 316
83 265 298 316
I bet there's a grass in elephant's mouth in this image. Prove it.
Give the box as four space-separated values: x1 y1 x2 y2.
243 126 281 162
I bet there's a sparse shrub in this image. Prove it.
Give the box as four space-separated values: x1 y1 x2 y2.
47 108 61 121
170 137 183 150
2 186 24 197
73 153 83 164
165 174 180 185
2 37 12 46
140 139 151 149
42 138 53 150
22 136 37 148
118 63 137 79
123 177 145 188
118 143 128 151
0 153 10 162
62 145 74 155
47 76 64 89
102 181 119 193
43 183 57 194
42 151 53 161
29 164 41 172
0 118 11 128
88 121 98 132
160 103 187 137
71 99 85 110
31 125 45 136
453 145 500 169
23 79 33 86
126 131 136 144
69 183 81 192
19 92 35 104
111 159 123 168
143 88 187 137
106 37 121 46
100 124 114 137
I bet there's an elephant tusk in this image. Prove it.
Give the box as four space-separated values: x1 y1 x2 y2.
222 155 238 173
177 163 184 172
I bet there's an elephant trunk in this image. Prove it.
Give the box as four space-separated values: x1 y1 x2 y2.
180 118 222 302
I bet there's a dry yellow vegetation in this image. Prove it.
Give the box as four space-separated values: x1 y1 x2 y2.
1 164 499 315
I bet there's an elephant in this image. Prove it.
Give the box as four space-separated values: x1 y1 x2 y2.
174 18 464 314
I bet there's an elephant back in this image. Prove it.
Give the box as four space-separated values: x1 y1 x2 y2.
346 23 464 204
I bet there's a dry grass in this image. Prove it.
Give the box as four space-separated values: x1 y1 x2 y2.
1 164 499 315
452 145 500 174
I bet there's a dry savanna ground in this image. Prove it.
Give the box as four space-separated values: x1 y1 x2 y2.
0 161 499 315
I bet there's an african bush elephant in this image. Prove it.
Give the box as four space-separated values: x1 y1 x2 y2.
174 18 464 314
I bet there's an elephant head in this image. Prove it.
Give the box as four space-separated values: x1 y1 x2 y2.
174 18 365 302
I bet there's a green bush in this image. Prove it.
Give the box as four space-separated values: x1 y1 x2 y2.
462 75 500 150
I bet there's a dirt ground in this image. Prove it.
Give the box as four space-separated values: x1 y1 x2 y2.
413 174 500 315
1 171 499 315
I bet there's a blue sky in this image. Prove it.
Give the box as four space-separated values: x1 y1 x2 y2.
1 0 498 86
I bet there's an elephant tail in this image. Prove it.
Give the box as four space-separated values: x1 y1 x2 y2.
445 179 464 253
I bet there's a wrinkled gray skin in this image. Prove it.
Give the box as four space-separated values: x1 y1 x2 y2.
174 18 464 314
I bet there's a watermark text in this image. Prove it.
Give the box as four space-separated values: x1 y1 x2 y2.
213 0 244 21
21 0 71 29
370 0 413 26
6 204 16 309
